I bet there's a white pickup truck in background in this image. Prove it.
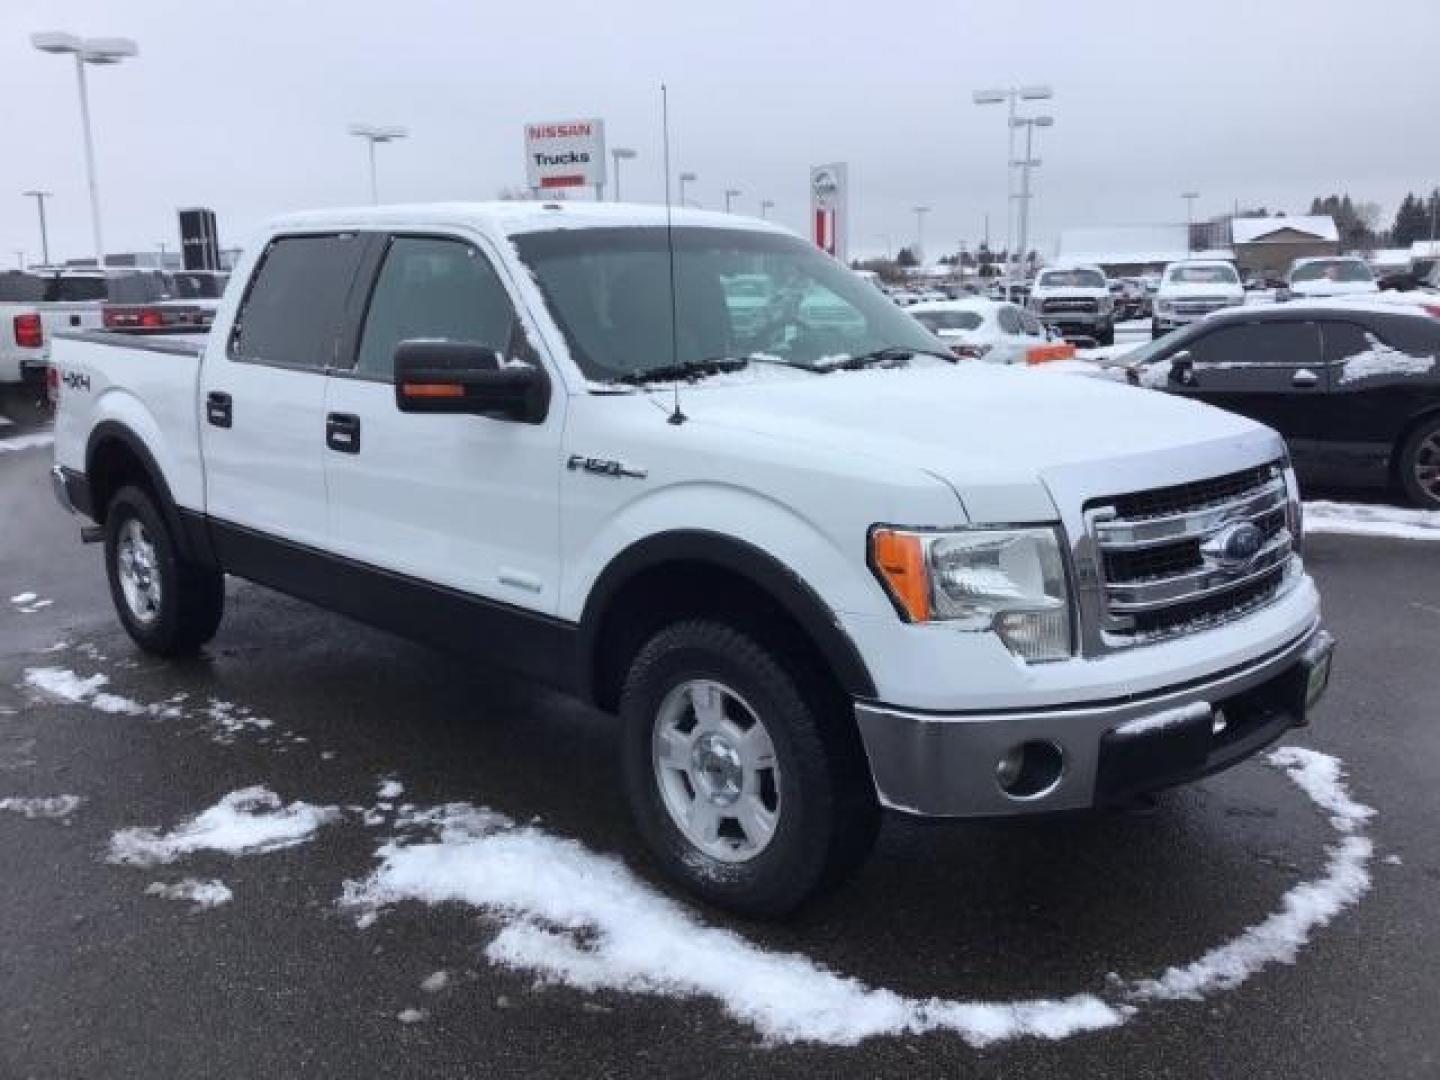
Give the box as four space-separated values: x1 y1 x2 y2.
47 202 1335 915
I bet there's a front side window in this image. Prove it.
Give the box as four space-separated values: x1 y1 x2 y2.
1291 259 1374 284
231 234 363 369
355 237 519 379
1188 321 1320 367
997 305 1024 335
509 227 939 381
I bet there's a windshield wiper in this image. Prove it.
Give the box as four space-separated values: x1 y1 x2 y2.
818 345 954 371
614 357 750 385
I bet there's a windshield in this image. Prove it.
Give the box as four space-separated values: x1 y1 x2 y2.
912 310 983 333
510 227 941 381
1038 268 1105 289
1291 259 1373 284
1167 264 1238 285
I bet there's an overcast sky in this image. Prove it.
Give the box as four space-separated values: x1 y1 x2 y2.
3 0 1437 266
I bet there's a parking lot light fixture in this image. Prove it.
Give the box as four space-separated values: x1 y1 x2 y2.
1182 192 1200 251
349 123 409 205
1012 116 1053 287
23 190 53 266
724 188 742 213
913 206 931 261
610 147 637 202
31 31 139 270
678 171 697 208
760 199 774 219
975 84 1055 300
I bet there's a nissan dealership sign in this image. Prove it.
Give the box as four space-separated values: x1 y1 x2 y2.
524 118 607 192
810 162 849 262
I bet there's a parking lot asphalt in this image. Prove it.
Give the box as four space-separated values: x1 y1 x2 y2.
2 424 1438 1079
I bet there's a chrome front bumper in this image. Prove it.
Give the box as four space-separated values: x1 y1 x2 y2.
855 622 1334 817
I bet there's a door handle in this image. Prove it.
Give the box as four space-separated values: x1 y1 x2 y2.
326 412 361 454
206 391 232 428
1292 368 1320 389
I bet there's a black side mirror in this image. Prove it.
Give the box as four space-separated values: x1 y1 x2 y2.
393 340 550 424
1170 349 1197 387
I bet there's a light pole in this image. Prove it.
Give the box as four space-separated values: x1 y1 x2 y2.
724 188 742 213
912 206 930 261
23 190 52 266
678 171 697 208
1182 192 1199 252
610 147 636 202
974 84 1053 297
349 123 409 205
760 199 774 219
14 251 25 270
32 32 139 270
1012 115 1053 282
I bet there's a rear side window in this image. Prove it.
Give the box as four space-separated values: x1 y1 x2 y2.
1371 315 1440 357
354 237 519 379
1188 321 1320 367
997 306 1024 334
913 310 982 332
231 234 363 370
47 276 108 302
107 273 170 304
0 272 45 303
1319 321 1372 365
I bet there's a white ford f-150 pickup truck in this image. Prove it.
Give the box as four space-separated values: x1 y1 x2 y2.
49 202 1334 915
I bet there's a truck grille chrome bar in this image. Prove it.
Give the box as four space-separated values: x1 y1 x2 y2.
1082 461 1296 646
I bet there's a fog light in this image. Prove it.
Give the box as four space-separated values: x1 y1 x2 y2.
995 740 1065 799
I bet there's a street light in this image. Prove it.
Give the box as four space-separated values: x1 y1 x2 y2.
760 199 774 219
32 32 139 270
1181 192 1200 252
678 171 697 208
610 147 636 202
974 83 1053 297
724 188 742 213
1012 115 1054 282
912 206 931 260
348 123 409 205
22 190 52 266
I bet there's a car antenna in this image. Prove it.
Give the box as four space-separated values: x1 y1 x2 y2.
661 82 686 425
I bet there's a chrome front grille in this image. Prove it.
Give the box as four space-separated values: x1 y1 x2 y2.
1084 461 1296 646
1043 298 1099 314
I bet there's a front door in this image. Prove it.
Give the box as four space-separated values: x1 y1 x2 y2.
322 233 564 615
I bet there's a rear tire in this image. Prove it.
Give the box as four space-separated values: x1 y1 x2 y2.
104 485 224 656
619 619 879 917
1398 416 1440 509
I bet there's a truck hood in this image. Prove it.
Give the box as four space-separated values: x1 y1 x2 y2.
678 364 1282 523
1159 283 1244 301
1290 280 1379 297
1031 286 1109 300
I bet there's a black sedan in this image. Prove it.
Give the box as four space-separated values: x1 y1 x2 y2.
1124 303 1440 507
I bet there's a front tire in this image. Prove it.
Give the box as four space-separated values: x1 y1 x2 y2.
104 485 224 656
1398 416 1440 509
620 619 879 917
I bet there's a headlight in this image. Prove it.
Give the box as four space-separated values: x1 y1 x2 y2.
869 526 1073 661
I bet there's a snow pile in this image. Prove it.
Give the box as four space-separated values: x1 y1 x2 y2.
1336 334 1435 385
23 667 146 716
108 786 342 867
145 878 234 911
1113 702 1210 738
1129 748 1372 1002
341 802 1125 1047
1027 359 1129 382
0 433 54 456
377 778 404 801
203 699 274 743
10 592 36 604
1304 501 1440 542
0 794 83 821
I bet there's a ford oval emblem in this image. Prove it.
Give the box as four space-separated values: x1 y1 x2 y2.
1202 522 1265 570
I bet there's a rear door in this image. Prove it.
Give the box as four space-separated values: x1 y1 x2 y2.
1171 318 1328 440
322 232 564 612
200 232 368 548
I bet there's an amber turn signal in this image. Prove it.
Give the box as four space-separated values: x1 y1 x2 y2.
870 529 930 622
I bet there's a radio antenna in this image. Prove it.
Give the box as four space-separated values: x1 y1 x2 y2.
661 82 686 425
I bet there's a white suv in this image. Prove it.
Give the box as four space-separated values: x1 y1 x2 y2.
1152 260 1245 338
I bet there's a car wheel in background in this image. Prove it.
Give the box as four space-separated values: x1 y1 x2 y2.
619 619 879 917
1398 416 1440 509
103 485 225 656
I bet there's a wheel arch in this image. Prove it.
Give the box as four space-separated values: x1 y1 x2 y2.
85 421 213 566
1391 404 1440 476
579 530 876 714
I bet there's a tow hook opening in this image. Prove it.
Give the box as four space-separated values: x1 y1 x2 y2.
995 740 1065 799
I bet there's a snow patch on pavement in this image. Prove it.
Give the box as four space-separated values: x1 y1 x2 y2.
23 667 147 716
10 592 37 604
1129 748 1373 1002
0 794 82 821
341 747 1374 1047
1303 501 1440 542
145 878 234 911
0 433 54 456
108 786 342 867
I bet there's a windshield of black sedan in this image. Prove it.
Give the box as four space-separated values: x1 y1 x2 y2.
510 227 941 382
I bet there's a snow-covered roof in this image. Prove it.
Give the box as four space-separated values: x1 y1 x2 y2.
1057 224 1188 264
1231 215 1338 244
1368 248 1415 267
1410 240 1440 258
267 200 791 239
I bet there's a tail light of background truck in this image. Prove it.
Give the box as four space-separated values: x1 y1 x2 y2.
14 312 43 349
